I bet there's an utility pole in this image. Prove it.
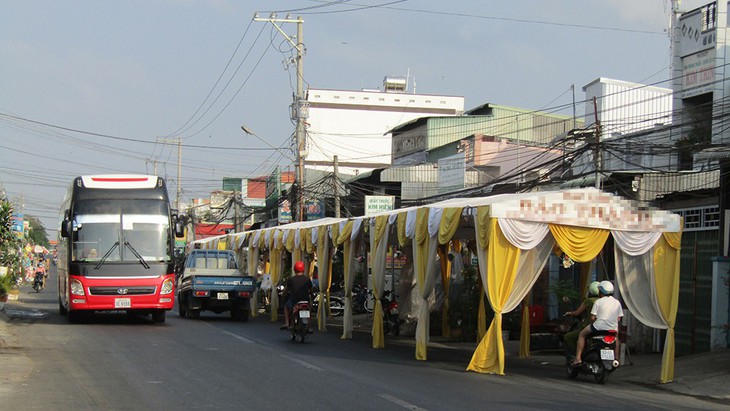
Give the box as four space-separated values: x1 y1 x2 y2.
254 13 306 222
333 155 340 218
592 97 601 189
157 137 182 210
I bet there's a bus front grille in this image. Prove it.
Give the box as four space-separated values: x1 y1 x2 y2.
88 286 157 296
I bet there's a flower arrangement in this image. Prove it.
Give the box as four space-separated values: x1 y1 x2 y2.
560 252 574 268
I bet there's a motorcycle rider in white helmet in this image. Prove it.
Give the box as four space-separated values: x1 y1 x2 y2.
572 280 623 365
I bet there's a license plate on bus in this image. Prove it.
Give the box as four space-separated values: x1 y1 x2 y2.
217 292 229 300
115 298 131 308
299 310 310 319
600 349 615 360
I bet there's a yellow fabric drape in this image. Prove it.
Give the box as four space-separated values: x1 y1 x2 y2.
397 212 409 247
655 233 682 383
467 218 521 375
549 225 609 262
414 208 431 359
335 221 355 340
520 295 530 358
316 227 330 331
269 245 281 321
371 215 389 349
474 206 490 343
438 208 462 245
439 245 451 337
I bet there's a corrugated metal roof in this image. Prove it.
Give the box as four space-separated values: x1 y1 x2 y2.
640 170 719 202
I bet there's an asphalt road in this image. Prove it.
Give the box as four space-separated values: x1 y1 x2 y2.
1 270 725 411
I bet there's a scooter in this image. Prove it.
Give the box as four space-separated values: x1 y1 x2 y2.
381 290 402 336
564 329 620 384
32 271 44 293
290 300 312 343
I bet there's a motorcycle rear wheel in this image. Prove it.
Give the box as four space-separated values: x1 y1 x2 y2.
566 362 579 379
594 369 610 384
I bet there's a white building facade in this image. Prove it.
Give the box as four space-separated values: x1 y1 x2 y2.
304 77 464 176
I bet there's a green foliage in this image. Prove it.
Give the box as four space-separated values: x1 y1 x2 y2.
26 215 50 248
0 197 22 293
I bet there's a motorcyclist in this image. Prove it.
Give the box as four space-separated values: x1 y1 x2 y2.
572 280 623 365
280 261 312 330
563 281 600 353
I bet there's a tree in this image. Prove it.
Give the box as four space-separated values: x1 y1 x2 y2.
26 215 50 248
0 196 22 293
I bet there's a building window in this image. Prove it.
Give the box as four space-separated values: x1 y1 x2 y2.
704 206 720 227
702 3 717 32
673 206 720 231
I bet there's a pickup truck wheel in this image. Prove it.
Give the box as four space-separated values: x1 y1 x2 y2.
231 307 249 322
178 298 187 318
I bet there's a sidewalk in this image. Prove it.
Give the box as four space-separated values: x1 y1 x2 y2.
329 313 730 402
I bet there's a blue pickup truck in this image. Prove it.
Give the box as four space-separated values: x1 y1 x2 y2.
176 249 255 321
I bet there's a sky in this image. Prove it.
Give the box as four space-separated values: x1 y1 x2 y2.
0 0 711 237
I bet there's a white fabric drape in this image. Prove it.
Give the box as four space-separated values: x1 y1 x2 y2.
498 219 550 250
612 230 662 256
504 234 554 311
614 247 668 329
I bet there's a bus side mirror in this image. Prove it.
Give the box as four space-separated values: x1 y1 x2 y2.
60 219 71 238
174 220 185 238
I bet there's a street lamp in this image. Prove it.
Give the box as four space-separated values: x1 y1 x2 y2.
240 125 294 161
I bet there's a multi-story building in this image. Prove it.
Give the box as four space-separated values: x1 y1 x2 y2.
304 76 464 175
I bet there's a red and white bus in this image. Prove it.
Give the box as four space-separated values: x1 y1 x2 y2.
57 175 184 323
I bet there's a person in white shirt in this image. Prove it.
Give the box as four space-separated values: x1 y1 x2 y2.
572 280 623 365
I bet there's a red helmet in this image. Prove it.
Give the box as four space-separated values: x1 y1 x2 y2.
293 261 305 273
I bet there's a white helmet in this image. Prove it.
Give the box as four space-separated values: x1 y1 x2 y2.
588 281 600 297
599 280 614 295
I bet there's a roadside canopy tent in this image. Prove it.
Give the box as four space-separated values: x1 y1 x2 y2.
189 188 682 383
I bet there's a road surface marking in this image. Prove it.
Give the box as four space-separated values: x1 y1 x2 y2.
378 394 428 411
280 354 323 371
219 329 254 344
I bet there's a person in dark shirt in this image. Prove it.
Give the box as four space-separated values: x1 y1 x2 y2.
281 261 312 329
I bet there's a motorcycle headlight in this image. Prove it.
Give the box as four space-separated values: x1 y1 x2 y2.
160 278 174 295
70 279 85 296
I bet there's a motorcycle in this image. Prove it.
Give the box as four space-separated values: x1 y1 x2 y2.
290 300 312 343
352 284 375 314
381 290 402 336
563 327 620 384
32 271 44 293
311 293 345 317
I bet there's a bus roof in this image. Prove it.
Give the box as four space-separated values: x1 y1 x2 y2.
80 175 161 189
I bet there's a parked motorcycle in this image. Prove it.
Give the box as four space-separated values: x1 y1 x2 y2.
32 271 44 293
352 284 375 314
563 327 620 384
290 300 312 343
311 294 345 317
381 290 402 336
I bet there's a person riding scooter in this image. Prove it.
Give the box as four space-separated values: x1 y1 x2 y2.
572 280 623 366
280 261 312 330
563 281 601 353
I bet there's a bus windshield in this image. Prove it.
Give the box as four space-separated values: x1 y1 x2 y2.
72 199 171 263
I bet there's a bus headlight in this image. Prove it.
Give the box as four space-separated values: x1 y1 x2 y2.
70 279 85 296
160 278 174 295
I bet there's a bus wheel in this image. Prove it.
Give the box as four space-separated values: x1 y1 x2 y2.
152 310 166 323
59 297 67 316
67 310 82 323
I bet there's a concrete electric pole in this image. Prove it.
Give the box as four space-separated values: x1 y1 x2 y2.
253 13 306 222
